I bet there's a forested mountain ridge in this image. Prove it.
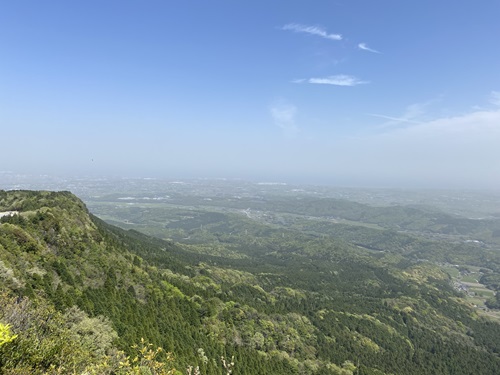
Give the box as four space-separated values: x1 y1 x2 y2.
219 196 500 244
1 190 500 374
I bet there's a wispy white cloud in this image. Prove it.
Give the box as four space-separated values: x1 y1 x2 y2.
253 104 500 189
282 23 342 41
307 75 368 86
490 91 500 106
358 43 380 53
369 100 438 128
368 114 421 124
270 101 299 137
325 106 500 188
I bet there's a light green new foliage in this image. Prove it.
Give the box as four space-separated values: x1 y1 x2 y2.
0 322 17 347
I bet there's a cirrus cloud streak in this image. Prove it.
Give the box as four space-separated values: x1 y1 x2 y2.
294 75 368 86
326 108 500 188
282 23 342 41
358 43 380 53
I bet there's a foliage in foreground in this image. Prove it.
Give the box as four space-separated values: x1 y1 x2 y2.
0 292 240 375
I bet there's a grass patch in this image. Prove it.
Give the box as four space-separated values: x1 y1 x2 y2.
461 274 479 283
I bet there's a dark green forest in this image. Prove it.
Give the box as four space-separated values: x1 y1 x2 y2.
1 190 500 374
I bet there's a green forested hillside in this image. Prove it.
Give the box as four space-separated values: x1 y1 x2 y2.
94 192 500 242
1 190 500 374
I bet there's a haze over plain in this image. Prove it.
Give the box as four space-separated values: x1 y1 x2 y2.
1 1 499 188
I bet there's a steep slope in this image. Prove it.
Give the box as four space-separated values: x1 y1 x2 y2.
0 191 232 373
1 190 500 374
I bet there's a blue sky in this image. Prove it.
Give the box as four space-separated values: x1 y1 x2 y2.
1 1 500 188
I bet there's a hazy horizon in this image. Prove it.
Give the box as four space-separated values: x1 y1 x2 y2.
2 1 500 190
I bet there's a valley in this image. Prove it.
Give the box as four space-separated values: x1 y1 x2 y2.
2 180 500 374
